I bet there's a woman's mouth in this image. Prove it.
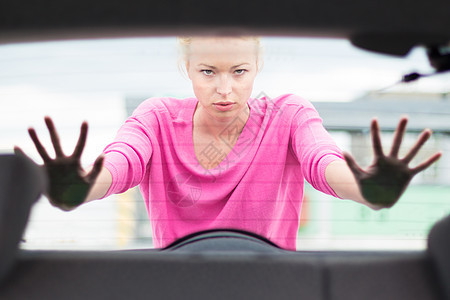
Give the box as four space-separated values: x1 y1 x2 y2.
213 102 235 111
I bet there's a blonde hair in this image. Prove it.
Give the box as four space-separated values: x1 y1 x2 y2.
176 36 264 76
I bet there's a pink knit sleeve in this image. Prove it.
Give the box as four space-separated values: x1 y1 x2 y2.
101 116 155 198
290 99 344 198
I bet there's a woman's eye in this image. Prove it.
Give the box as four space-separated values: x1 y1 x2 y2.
201 70 214 76
235 69 247 75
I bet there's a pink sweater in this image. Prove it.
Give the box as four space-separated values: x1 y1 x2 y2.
102 94 343 250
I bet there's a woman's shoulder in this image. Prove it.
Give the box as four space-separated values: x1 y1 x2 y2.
131 96 196 120
249 93 315 113
275 93 315 108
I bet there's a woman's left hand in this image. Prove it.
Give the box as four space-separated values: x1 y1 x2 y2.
343 117 442 209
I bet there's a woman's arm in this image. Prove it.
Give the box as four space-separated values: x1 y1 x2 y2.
83 166 112 203
325 160 372 208
326 117 441 210
325 160 382 210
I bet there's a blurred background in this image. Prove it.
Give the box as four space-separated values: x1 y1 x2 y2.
1 36 449 251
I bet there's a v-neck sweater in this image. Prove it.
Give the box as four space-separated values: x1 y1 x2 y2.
102 94 344 250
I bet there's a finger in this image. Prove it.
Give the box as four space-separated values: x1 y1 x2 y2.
28 127 51 162
13 146 36 165
14 146 28 159
411 151 442 175
389 117 408 157
86 154 104 182
44 117 64 157
403 129 432 163
371 118 384 158
343 151 364 178
72 121 88 159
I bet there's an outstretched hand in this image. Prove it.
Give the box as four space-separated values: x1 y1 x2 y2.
15 117 104 211
343 117 442 209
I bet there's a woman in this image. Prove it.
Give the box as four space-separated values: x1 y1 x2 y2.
17 36 442 250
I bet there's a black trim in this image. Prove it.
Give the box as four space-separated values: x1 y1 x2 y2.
162 228 282 251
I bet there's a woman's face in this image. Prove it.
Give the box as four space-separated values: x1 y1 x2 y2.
186 37 259 122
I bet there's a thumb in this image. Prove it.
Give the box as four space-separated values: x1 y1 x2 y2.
86 154 105 182
343 151 364 178
14 146 30 160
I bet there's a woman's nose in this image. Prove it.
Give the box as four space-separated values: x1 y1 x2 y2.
216 75 232 95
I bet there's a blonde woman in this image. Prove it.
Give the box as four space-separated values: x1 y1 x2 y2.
19 36 441 250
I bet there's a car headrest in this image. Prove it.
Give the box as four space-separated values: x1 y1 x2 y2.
428 213 450 300
0 154 47 286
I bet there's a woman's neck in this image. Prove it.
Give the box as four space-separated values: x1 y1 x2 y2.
193 102 250 140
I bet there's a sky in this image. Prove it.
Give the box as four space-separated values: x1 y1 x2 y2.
0 36 448 100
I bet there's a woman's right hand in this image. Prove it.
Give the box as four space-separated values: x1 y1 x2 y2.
16 117 104 211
